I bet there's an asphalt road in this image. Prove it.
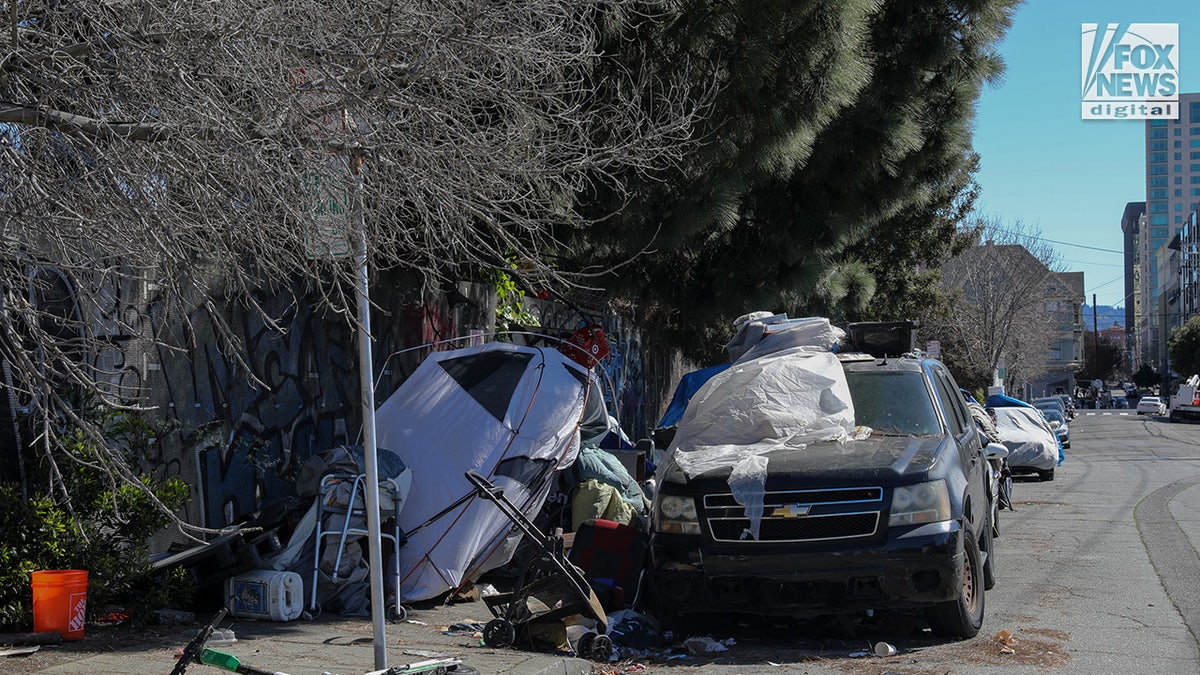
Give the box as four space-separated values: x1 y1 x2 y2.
626 411 1200 674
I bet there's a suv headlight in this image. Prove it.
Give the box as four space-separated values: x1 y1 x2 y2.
655 495 701 535
888 480 951 527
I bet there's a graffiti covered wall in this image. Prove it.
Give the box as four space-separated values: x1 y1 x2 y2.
5 269 666 548
78 273 494 540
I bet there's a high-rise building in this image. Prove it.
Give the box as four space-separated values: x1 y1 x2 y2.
1120 201 1144 366
1142 92 1200 363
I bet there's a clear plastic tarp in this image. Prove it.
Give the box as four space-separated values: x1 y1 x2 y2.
662 316 858 539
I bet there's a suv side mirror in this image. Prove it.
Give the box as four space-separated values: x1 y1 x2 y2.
985 443 1009 461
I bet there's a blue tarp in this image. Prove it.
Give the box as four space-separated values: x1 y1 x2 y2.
985 393 1036 409
655 363 731 429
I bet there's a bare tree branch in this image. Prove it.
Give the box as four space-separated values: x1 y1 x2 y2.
1 0 703 532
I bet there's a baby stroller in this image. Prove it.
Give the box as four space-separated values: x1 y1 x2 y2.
463 471 612 661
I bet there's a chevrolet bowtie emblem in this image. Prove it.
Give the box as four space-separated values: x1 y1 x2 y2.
771 504 811 518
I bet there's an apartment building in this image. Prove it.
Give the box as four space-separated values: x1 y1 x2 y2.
1140 92 1200 366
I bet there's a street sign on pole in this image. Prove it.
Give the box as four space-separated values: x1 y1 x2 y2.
291 67 386 667
303 166 352 259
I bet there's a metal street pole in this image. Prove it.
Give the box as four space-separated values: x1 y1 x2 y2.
1092 293 1099 383
352 156 388 668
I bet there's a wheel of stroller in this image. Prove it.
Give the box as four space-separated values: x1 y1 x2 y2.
482 618 515 649
576 631 594 657
588 634 613 662
387 604 407 622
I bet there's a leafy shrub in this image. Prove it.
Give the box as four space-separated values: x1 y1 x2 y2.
0 403 194 630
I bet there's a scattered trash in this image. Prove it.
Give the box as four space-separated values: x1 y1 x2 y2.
96 607 131 625
683 635 734 655
442 621 485 637
367 657 469 674
993 628 1018 655
849 650 870 658
607 610 663 652
207 627 237 647
0 646 40 657
479 584 500 598
450 584 482 604
405 619 429 626
401 649 450 659
873 641 897 657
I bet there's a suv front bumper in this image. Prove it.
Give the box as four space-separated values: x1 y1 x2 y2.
649 521 964 616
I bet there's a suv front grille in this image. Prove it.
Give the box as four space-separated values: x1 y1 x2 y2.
703 487 883 542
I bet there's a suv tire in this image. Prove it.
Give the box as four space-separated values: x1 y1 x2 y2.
1038 468 1055 482
926 529 984 639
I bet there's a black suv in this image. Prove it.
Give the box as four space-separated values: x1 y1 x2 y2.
648 347 993 639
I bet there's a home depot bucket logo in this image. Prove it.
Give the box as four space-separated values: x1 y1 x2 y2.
68 592 86 632
1082 23 1178 119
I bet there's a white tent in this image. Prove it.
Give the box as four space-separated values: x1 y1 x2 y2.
376 341 594 601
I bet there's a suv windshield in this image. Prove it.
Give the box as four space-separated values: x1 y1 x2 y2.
845 370 941 436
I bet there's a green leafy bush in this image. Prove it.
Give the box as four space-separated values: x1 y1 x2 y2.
0 403 194 630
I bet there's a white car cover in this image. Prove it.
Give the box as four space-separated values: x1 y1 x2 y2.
992 406 1058 471
663 319 858 539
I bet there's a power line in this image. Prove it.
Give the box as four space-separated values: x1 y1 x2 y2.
1065 258 1126 268
980 225 1128 256
1087 274 1125 294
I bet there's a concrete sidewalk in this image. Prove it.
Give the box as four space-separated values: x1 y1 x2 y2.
12 599 597 675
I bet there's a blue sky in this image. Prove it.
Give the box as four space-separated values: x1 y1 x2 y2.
972 1 1198 308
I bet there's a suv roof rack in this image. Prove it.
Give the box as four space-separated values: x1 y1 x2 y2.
840 320 920 359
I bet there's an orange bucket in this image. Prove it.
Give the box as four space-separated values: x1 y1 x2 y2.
31 570 88 641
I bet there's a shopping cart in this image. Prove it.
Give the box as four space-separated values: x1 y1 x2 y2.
463 471 612 661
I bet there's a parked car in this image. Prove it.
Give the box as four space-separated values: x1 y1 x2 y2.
1041 408 1070 448
649 326 992 639
1053 394 1076 419
1137 395 1167 416
1031 396 1068 422
990 406 1059 481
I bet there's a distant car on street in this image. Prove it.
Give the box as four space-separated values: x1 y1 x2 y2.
1137 396 1167 416
1054 394 1077 418
1032 397 1069 421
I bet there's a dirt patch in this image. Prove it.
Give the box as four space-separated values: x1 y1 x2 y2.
962 628 1071 672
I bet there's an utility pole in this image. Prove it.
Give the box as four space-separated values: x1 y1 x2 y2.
1092 293 1099 382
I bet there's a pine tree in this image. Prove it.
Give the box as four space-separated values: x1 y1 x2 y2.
568 0 1020 360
